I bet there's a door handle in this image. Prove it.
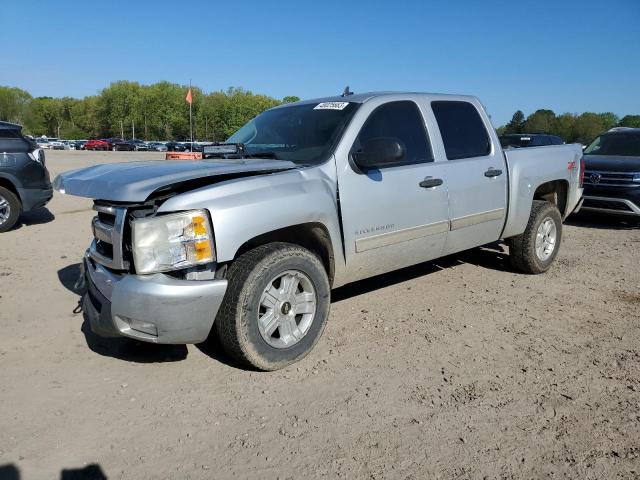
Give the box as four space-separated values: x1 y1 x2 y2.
419 177 443 188
484 168 503 178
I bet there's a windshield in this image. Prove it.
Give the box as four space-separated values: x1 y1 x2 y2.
584 132 640 156
500 135 533 148
226 102 360 165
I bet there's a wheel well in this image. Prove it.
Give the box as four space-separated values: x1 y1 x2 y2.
0 178 19 200
233 223 335 285
533 180 568 217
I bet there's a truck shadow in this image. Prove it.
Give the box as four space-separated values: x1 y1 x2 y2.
0 463 107 480
57 263 188 364
57 242 512 367
333 242 512 302
567 212 639 230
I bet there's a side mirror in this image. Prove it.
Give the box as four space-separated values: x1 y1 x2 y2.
352 137 405 169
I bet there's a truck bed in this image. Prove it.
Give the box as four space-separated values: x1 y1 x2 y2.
501 144 584 239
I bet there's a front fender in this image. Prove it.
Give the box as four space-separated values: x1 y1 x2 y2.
157 164 346 281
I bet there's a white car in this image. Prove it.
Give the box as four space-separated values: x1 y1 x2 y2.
48 140 68 150
36 139 51 149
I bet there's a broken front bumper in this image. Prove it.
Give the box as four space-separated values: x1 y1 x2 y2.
83 254 227 344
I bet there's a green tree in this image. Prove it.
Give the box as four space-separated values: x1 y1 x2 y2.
552 113 576 142
504 110 525 134
282 96 300 104
524 109 556 133
618 115 640 128
572 112 610 145
0 86 32 123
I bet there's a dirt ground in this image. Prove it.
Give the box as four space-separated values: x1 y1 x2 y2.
1 150 639 480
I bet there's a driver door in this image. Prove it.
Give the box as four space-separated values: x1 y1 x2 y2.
336 100 450 284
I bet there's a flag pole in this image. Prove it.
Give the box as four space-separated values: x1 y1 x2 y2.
189 79 193 152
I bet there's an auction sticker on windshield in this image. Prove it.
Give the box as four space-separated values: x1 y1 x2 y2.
314 102 349 110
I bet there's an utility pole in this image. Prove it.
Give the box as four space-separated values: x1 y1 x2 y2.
132 119 135 140
120 120 124 139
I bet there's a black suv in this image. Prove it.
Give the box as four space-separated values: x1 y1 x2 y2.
499 133 564 148
0 122 53 232
582 128 640 217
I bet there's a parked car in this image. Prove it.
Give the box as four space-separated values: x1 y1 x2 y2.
500 134 564 148
113 140 137 151
165 141 188 152
84 139 109 151
131 139 149 151
581 128 640 217
49 140 67 150
36 138 51 149
147 142 168 152
74 140 87 150
55 91 584 370
0 122 53 232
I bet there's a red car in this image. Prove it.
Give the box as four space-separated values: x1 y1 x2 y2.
84 140 109 151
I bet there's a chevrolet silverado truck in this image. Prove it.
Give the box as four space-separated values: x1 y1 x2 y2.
54 92 584 370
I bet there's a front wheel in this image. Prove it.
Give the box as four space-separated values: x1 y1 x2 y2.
507 200 562 274
214 242 330 370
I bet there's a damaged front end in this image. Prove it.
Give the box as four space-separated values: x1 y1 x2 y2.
56 159 297 344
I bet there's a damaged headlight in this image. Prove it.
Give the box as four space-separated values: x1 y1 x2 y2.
132 210 215 274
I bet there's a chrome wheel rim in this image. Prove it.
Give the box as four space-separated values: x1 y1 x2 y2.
0 195 10 225
535 217 557 261
257 270 317 349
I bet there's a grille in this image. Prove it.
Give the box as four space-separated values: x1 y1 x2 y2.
584 170 640 188
89 203 129 270
582 198 634 212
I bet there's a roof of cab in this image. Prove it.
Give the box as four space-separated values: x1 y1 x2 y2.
271 91 480 109
0 121 22 130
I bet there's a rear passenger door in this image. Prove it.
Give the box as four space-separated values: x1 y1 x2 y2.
430 100 508 254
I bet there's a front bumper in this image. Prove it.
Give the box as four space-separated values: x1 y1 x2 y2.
581 195 640 216
83 254 228 344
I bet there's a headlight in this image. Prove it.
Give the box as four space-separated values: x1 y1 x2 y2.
132 210 215 274
28 148 44 164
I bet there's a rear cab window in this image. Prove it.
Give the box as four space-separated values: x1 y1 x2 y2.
431 101 491 160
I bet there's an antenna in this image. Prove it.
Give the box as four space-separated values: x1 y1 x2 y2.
342 86 353 97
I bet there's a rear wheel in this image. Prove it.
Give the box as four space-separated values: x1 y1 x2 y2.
0 186 21 233
508 200 562 274
214 242 331 370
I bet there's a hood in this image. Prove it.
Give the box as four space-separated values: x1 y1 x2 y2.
583 155 640 172
53 159 297 202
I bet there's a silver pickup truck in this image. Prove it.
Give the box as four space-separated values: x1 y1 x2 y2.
55 92 584 370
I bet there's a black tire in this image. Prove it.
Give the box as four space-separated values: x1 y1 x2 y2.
214 242 331 371
0 186 21 233
507 200 562 274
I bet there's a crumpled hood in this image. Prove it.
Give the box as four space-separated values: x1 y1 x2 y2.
53 159 297 202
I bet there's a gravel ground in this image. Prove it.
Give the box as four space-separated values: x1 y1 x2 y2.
1 150 639 480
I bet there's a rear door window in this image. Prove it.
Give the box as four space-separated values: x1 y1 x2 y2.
431 101 491 160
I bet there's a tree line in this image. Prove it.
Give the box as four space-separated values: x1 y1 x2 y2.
0 82 300 141
498 109 640 145
2 82 638 144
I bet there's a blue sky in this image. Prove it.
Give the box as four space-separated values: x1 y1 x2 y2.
2 0 639 126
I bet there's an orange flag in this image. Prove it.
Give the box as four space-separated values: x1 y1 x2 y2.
185 88 193 105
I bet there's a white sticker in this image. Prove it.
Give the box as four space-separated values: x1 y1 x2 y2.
314 102 349 110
